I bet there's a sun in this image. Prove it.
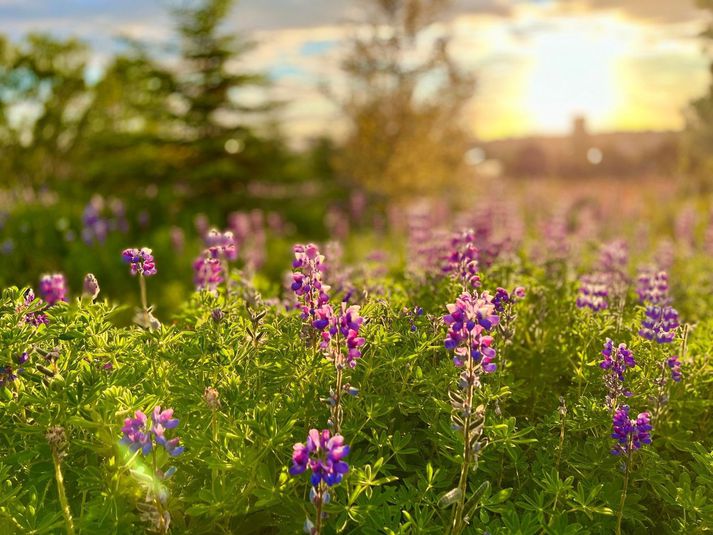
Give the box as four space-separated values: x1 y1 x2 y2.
523 15 632 134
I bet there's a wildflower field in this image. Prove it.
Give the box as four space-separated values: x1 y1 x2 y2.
1 185 713 535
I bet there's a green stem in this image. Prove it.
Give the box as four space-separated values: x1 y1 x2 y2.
450 333 478 535
52 450 75 535
152 449 168 534
211 410 218 493
139 274 149 327
615 449 632 535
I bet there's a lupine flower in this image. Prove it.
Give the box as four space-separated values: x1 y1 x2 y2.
0 365 20 388
636 269 670 305
443 292 500 371
82 273 100 300
291 244 330 321
203 387 221 409
667 355 682 382
170 226 185 253
193 256 223 292
120 406 183 457
120 410 153 455
313 303 366 368
205 228 238 261
611 405 652 455
82 195 128 244
601 339 636 381
122 247 157 276
289 429 350 487
211 308 224 323
82 195 109 245
442 229 480 288
151 407 184 457
576 273 609 311
17 289 48 326
39 274 68 305
639 305 679 343
598 239 628 274
538 214 569 262
600 339 636 409
492 286 526 313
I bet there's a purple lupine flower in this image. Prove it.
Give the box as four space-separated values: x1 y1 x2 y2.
151 406 184 457
443 291 500 372
576 273 609 311
600 339 636 381
667 355 682 382
636 269 670 305
205 228 238 261
639 305 679 343
598 239 628 274
291 243 330 321
193 256 223 292
120 406 183 457
600 339 636 409
538 214 570 262
17 289 49 326
442 229 480 289
492 286 527 313
82 195 109 245
611 405 652 455
170 226 185 253
122 247 157 276
120 410 153 455
313 303 366 368
39 274 68 305
289 429 350 487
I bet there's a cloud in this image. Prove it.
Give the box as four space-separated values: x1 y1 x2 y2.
561 0 706 24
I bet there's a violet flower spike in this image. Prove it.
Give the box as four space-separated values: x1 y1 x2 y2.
289 429 350 487
121 247 157 277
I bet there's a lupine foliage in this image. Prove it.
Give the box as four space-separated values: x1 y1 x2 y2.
0 231 712 534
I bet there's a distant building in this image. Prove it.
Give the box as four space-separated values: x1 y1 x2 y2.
472 116 679 178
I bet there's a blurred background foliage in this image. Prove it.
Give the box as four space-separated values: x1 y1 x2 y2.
1 0 713 306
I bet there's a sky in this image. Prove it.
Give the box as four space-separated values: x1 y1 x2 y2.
0 0 710 142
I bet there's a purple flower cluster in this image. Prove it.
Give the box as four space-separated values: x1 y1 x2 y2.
193 256 223 292
442 230 480 289
82 195 128 245
598 239 628 274
313 303 366 368
443 292 500 372
639 305 679 343
289 429 350 487
228 210 268 273
0 353 28 388
205 228 238 261
492 286 526 313
636 269 670 305
600 339 636 409
120 406 184 457
667 355 682 383
291 244 330 320
17 289 48 326
122 247 157 277
610 405 652 456
600 339 636 381
576 273 609 311
39 274 68 305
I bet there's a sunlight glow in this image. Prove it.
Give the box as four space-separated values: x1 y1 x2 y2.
523 16 630 134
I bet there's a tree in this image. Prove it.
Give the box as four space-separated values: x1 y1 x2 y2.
0 35 91 188
336 0 475 206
